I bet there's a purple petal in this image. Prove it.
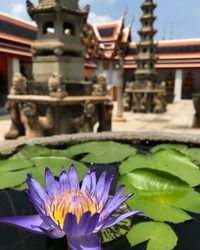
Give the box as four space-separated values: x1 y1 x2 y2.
99 175 114 204
81 170 96 194
85 213 100 235
63 213 77 236
77 212 91 235
102 185 125 211
40 214 61 232
90 170 97 193
45 167 58 198
59 167 69 192
67 234 101 250
27 192 45 216
102 194 132 215
81 172 92 193
95 171 106 199
39 226 65 239
68 164 79 191
26 174 48 206
102 210 142 229
0 215 43 234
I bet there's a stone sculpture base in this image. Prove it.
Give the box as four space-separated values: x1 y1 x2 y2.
5 95 112 139
124 88 167 113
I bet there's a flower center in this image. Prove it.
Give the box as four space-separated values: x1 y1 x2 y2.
45 190 102 228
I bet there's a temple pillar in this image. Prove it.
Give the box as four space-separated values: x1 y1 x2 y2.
7 58 20 89
174 69 183 101
108 62 113 84
113 50 126 122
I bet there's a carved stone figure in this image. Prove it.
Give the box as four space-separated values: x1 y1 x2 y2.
48 73 68 98
123 93 131 111
10 73 27 95
132 93 146 113
92 74 107 96
70 101 98 133
153 92 167 113
98 101 113 131
126 81 135 90
20 102 54 138
146 80 153 90
4 101 24 139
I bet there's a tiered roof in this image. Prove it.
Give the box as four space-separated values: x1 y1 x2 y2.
92 16 131 58
26 0 88 20
1 12 200 69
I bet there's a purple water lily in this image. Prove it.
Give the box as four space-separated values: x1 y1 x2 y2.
0 164 141 250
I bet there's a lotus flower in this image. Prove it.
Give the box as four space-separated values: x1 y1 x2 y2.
0 164 141 250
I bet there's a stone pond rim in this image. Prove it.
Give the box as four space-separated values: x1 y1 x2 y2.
1 131 200 155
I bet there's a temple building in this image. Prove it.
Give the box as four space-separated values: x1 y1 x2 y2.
1 11 200 106
0 12 36 106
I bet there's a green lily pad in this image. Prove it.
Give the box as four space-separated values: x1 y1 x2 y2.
119 168 190 204
173 190 200 214
65 141 136 164
11 144 71 159
0 158 33 173
119 149 200 187
117 169 193 223
186 148 200 164
151 144 188 154
127 222 178 250
0 169 30 189
127 197 192 224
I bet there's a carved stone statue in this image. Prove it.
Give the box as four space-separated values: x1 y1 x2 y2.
98 101 113 131
10 73 27 95
4 101 24 139
146 80 153 90
153 92 167 113
132 93 146 113
20 102 54 138
126 81 135 90
92 74 107 96
123 93 131 111
48 73 68 98
70 101 98 133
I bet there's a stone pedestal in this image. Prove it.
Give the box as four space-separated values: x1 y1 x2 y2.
33 55 85 83
5 95 112 139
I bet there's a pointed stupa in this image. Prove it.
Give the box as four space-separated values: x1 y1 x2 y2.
134 0 158 87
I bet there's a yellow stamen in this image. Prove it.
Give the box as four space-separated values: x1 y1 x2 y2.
45 189 103 229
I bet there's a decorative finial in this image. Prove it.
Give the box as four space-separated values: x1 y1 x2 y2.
123 5 128 18
26 0 35 19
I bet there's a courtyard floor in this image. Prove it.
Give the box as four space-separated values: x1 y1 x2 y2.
0 100 200 141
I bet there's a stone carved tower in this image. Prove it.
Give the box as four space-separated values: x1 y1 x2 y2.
26 0 89 94
135 0 157 87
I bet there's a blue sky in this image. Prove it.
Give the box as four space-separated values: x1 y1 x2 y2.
1 0 200 41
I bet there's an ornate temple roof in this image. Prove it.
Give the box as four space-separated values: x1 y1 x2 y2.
92 16 131 58
93 17 124 42
26 0 89 19
1 12 200 69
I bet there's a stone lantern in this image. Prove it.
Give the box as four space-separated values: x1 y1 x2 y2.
4 0 112 139
124 0 167 113
27 0 90 95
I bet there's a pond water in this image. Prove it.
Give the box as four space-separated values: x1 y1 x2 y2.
0 140 200 250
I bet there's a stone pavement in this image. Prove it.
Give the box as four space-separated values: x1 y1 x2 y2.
112 100 200 134
0 100 199 141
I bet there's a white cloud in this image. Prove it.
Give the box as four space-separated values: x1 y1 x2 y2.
80 0 115 5
106 0 116 4
88 12 113 24
9 2 26 18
